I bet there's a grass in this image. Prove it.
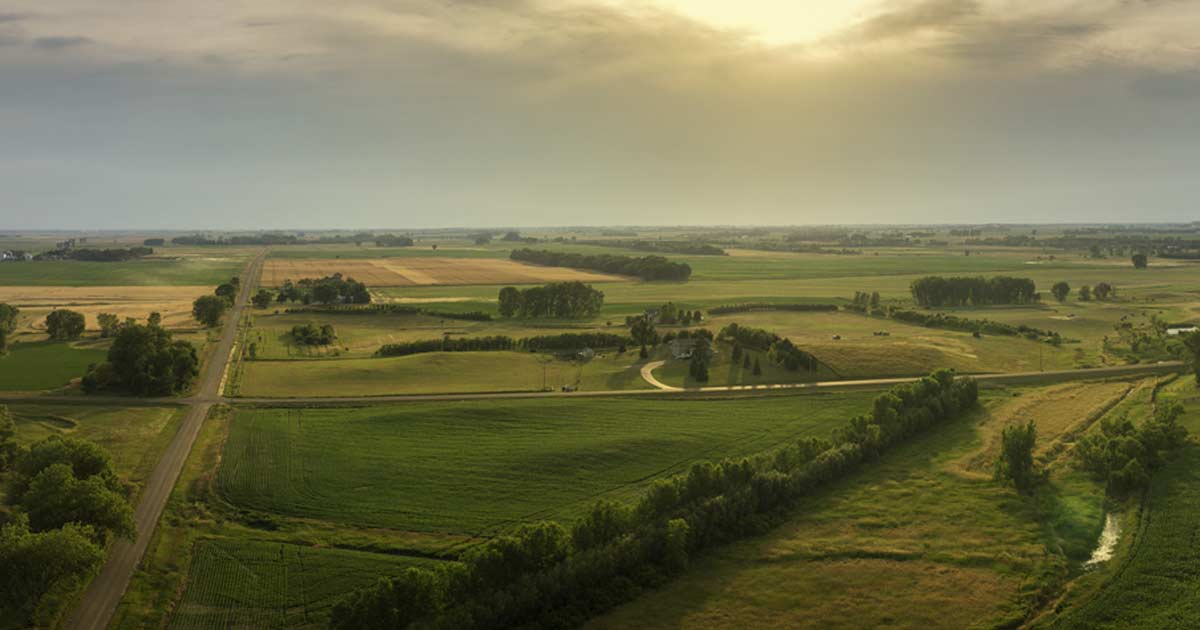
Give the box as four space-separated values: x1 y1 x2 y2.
587 382 1146 630
6 403 184 494
165 538 442 630
216 394 877 534
0 257 246 286
238 350 650 397
0 341 107 391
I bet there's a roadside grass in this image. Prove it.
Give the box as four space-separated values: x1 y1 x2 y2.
588 382 1154 630
0 340 107 391
6 403 184 496
216 393 878 534
165 538 442 630
237 350 649 397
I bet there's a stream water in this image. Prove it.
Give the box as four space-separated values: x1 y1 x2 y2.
1083 513 1122 569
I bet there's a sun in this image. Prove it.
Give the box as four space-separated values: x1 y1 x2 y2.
644 0 881 45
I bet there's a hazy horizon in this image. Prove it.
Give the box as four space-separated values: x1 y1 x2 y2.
4 0 1200 229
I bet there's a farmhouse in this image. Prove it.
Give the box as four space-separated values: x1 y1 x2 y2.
669 338 699 359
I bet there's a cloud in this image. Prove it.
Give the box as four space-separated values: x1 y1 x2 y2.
31 35 91 50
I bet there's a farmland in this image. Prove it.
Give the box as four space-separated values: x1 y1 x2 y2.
0 256 246 286
260 256 626 287
0 285 212 336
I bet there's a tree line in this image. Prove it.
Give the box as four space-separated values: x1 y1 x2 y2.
910 276 1038 307
717 323 819 372
510 248 692 281
847 296 1063 344
0 410 136 627
376 332 631 357
575 240 726 256
36 247 153 262
498 282 604 319
0 303 17 353
329 370 979 630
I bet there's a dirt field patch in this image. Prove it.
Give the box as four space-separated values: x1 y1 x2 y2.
260 257 626 287
0 285 210 334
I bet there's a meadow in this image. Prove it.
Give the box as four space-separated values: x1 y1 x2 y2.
589 379 1150 629
216 394 878 533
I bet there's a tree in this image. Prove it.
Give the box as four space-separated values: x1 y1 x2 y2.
1183 331 1200 385
629 316 657 358
731 343 743 362
147 311 162 327
688 339 710 383
1078 285 1091 301
311 282 340 304
44 309 85 341
86 323 198 395
742 354 751 369
192 295 227 328
96 312 120 338
753 357 762 376
0 302 18 353
214 282 237 302
1132 253 1148 269
995 420 1038 492
251 289 273 309
1094 282 1113 300
498 286 522 318
1051 281 1071 302
8 436 134 541
0 405 17 471
0 515 105 628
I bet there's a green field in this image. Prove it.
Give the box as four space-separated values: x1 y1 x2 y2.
0 341 108 391
217 394 877 533
166 538 442 630
0 257 247 286
238 350 649 397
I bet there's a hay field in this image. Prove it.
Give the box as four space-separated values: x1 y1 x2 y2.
0 285 210 335
259 257 626 287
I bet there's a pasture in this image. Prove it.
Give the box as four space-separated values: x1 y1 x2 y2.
166 538 441 630
216 393 877 533
0 341 107 391
589 380 1145 630
237 350 649 397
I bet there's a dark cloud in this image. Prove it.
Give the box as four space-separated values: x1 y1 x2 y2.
843 0 978 42
31 35 91 50
0 12 30 23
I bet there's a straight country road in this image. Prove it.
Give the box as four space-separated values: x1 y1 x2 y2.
65 249 266 630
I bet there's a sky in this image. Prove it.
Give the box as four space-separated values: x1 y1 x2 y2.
2 0 1200 230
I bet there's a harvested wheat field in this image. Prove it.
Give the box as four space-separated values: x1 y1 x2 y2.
0 285 210 334
260 257 627 287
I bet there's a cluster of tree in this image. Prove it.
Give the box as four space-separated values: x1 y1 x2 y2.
1105 313 1177 362
707 303 838 316
717 323 819 372
1132 253 1148 268
82 317 199 395
375 235 415 247
36 247 153 262
0 424 135 627
329 371 978 630
142 238 165 246
510 248 692 281
45 309 86 341
660 328 714 344
730 343 763 375
688 338 712 382
377 332 630 357
497 282 604 319
251 289 274 309
994 421 1041 493
1074 402 1189 493
283 303 493 322
654 302 702 326
276 274 370 306
0 303 17 353
576 240 726 256
848 291 882 311
910 276 1038 307
192 277 240 328
289 322 336 346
